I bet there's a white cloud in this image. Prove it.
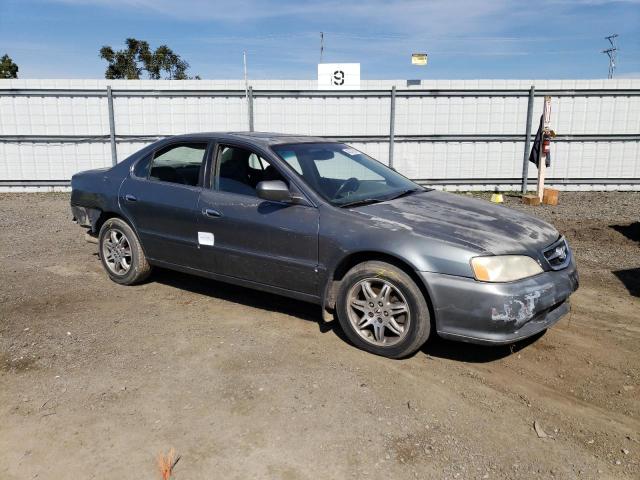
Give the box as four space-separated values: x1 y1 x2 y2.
51 0 515 30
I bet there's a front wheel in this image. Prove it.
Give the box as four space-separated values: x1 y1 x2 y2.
336 261 431 359
98 217 151 285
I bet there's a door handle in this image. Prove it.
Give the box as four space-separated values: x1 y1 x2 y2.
124 194 137 202
202 208 222 218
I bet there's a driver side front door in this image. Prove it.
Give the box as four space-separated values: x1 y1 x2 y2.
197 144 320 296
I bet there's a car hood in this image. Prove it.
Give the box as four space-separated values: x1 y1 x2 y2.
350 190 559 255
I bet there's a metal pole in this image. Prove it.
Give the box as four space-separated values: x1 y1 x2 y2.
243 51 248 96
248 86 254 132
107 86 117 166
520 85 535 193
388 85 396 168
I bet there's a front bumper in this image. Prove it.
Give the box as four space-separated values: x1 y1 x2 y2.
420 256 579 345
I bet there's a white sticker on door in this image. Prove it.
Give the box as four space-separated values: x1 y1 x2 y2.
198 231 214 246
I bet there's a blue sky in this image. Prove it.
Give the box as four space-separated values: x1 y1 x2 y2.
1 0 639 79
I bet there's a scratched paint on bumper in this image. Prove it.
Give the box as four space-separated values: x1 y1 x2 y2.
420 256 579 345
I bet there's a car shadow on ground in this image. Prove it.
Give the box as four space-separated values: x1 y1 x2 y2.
609 223 640 297
151 268 544 362
420 331 545 363
612 268 640 297
610 221 640 243
150 268 344 337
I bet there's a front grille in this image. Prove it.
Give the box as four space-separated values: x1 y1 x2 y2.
542 236 571 270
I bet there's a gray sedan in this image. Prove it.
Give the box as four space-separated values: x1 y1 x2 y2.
71 132 579 358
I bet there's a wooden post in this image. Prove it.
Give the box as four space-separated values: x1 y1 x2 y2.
536 96 552 201
536 160 546 201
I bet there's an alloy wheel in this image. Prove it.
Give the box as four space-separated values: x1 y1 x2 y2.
102 228 132 276
347 278 411 347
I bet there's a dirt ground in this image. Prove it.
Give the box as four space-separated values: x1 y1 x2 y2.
0 191 638 480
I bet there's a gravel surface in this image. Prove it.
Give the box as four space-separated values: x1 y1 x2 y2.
0 192 638 480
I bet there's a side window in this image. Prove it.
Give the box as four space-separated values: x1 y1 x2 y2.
149 143 207 186
216 145 286 197
248 153 268 170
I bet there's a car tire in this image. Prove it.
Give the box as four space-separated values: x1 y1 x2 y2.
336 261 431 359
98 217 151 285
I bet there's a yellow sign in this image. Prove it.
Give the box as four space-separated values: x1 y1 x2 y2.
411 53 428 66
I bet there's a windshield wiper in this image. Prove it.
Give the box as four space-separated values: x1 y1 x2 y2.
339 188 423 208
338 198 386 208
384 188 423 201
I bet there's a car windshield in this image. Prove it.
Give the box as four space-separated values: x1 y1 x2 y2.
271 143 424 206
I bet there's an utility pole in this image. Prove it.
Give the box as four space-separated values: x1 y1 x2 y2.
320 32 324 63
602 34 618 79
243 50 248 97
243 51 251 131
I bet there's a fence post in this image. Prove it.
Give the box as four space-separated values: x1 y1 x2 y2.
388 85 396 168
107 86 117 166
520 85 535 193
248 86 254 132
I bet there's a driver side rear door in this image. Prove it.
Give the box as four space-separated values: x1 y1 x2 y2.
119 141 211 268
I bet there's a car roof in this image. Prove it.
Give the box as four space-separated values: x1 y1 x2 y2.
167 131 333 147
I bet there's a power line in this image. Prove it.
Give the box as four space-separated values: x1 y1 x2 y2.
602 34 618 79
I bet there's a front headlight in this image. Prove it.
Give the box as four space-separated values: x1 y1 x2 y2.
470 255 543 282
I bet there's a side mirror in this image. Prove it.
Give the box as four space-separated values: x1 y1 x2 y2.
256 180 292 203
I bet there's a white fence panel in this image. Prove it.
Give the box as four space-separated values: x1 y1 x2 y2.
1 78 639 191
254 96 390 136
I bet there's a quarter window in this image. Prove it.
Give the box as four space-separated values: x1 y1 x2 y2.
149 143 207 186
133 153 151 178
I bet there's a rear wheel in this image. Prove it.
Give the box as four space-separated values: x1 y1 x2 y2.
336 261 431 358
98 217 151 285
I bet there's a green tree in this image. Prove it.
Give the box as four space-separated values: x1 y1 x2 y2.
99 38 198 80
0 54 19 79
99 38 146 79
